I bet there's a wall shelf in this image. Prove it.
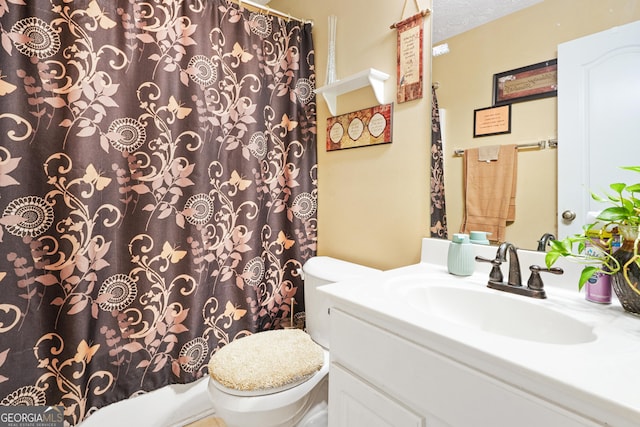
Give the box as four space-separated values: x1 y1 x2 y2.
315 68 390 116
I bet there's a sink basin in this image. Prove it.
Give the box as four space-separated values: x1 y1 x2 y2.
404 285 596 345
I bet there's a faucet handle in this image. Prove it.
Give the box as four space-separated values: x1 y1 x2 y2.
475 256 503 283
527 265 564 291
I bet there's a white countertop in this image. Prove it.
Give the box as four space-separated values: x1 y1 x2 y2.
319 238 640 427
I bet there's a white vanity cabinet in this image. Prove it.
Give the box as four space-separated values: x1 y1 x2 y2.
328 308 601 427
329 364 425 427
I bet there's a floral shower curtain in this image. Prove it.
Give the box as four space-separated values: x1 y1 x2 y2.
430 85 447 238
0 0 316 424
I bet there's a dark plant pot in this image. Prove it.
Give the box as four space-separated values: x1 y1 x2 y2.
611 225 640 316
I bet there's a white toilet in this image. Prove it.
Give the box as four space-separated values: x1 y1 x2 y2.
207 256 381 427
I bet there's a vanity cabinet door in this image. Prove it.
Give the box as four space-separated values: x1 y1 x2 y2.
329 308 602 427
328 363 425 427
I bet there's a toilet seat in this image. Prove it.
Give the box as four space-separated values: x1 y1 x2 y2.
208 329 325 396
207 350 329 414
210 374 313 397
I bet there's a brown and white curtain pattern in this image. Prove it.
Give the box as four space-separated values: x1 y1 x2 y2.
0 0 316 424
430 85 447 238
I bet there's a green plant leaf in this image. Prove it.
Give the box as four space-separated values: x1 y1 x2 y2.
578 266 598 291
590 191 608 203
605 195 619 205
621 166 640 173
597 206 631 222
545 251 561 268
548 239 567 252
577 240 587 254
609 182 626 193
626 183 640 193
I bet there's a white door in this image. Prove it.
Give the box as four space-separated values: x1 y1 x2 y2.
558 20 640 238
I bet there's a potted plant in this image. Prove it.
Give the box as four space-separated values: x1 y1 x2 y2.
545 166 640 315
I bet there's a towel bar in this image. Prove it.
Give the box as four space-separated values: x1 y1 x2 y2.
453 139 554 156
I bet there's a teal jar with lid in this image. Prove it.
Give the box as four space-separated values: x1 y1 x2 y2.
447 234 475 276
469 230 490 245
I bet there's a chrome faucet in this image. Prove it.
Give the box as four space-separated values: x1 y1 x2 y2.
475 242 563 299
536 233 556 252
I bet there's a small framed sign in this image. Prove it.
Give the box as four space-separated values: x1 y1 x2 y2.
493 59 557 106
473 104 511 137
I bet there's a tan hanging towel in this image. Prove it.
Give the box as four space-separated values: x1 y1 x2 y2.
461 145 517 242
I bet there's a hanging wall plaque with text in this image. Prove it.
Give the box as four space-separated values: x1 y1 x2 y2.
396 13 424 103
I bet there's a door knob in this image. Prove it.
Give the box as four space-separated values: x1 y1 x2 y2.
561 210 576 221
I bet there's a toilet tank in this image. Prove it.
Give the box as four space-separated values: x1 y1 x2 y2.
302 256 381 349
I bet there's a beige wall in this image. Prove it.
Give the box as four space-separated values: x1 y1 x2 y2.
433 0 640 250
269 0 640 268
271 0 433 270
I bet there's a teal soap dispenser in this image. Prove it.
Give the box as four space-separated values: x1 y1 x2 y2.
447 234 475 276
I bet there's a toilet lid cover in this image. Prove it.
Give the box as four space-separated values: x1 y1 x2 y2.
208 329 324 396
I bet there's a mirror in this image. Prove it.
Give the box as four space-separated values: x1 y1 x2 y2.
431 0 640 250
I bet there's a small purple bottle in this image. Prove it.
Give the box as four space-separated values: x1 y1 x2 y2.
585 271 612 304
584 231 613 304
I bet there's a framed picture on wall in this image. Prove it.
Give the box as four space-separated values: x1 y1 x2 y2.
493 59 557 106
473 104 511 137
326 103 393 151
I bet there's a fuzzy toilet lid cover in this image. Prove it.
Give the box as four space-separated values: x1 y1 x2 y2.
208 328 324 393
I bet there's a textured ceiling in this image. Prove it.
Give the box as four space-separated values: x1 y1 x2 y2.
432 0 543 43
256 0 543 44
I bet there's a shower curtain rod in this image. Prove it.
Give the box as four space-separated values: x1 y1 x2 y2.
232 0 313 26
